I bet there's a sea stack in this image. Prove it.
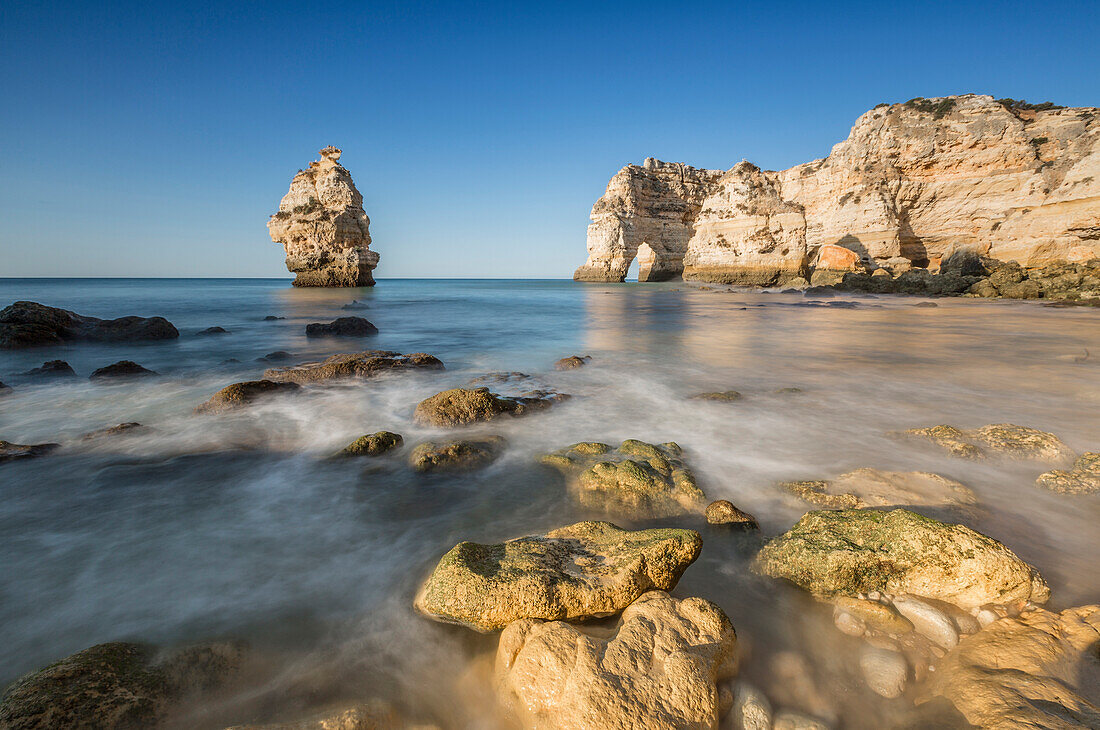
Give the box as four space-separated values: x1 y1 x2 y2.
576 95 1100 284
268 146 378 287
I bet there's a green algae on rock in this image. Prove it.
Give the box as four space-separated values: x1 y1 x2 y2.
0 440 60 464
540 440 706 519
0 640 245 730
414 521 701 631
1035 452 1100 495
194 380 301 414
754 509 1049 610
410 436 505 473
689 390 743 402
263 350 444 384
780 468 976 511
705 499 759 528
413 387 567 428
338 431 404 458
903 423 1076 464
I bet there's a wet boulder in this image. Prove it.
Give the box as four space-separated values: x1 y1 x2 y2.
304 316 378 337
923 605 1100 730
539 440 706 519
89 361 158 381
1035 452 1100 495
414 521 701 631
196 326 229 336
264 351 443 384
780 469 976 511
195 380 301 414
754 509 1049 610
413 387 565 428
409 436 505 473
0 301 178 349
0 440 61 464
256 351 293 363
338 431 403 458
0 640 245 730
495 591 736 730
903 423 1076 464
23 360 76 378
705 499 759 528
553 355 590 370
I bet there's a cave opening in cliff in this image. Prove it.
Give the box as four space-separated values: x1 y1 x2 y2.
626 255 641 281
634 242 657 281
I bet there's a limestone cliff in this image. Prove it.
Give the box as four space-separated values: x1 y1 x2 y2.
269 146 378 287
576 95 1100 283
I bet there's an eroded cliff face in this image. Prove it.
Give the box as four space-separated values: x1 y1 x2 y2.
269 146 378 287
576 95 1100 283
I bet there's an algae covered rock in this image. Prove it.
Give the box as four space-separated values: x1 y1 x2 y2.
690 390 743 402
923 604 1100 730
263 350 443 384
540 439 706 518
780 469 976 511
495 590 737 730
904 423 1076 464
1036 452 1100 495
414 521 701 631
553 355 590 370
754 509 1048 610
80 423 145 441
409 436 505 473
0 440 61 464
195 380 301 414
413 387 565 428
338 431 403 457
0 640 245 730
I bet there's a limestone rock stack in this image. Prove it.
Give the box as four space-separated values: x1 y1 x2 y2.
268 146 378 287
576 95 1100 283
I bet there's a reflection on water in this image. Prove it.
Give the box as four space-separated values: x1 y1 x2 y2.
0 278 1098 728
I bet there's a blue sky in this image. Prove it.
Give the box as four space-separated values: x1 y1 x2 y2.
1 0 1097 278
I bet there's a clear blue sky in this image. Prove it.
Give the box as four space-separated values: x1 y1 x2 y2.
1 0 1097 278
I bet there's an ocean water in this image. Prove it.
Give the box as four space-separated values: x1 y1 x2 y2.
0 278 1098 728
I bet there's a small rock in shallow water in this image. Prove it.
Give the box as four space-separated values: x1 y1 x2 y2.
705 499 759 528
553 355 590 370
339 431 403 457
891 595 959 649
265 350 443 383
195 380 301 414
1035 452 1100 495
860 646 908 698
196 326 228 335
89 361 158 381
0 440 61 463
781 468 976 511
262 315 284 321
414 521 700 631
732 682 773 730
23 360 76 378
304 316 378 337
904 423 1076 464
0 381 10 395
256 350 294 363
414 387 564 428
81 422 145 441
410 436 505 473
690 389 743 401
833 609 866 636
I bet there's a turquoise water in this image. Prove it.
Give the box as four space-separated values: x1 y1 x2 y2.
1 278 1098 728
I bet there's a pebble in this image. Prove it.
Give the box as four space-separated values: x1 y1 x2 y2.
892 595 959 649
833 609 866 636
732 682 773 730
859 646 908 698
954 612 981 635
976 608 1001 627
773 710 832 730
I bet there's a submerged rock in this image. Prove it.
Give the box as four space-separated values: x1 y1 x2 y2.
495 591 736 730
197 326 229 336
80 423 145 441
0 381 10 396
414 521 701 631
0 640 245 730
553 355 590 370
304 316 378 337
23 360 76 378
690 390 743 402
539 440 706 519
338 431 403 457
413 387 565 428
225 700 406 730
195 380 301 414
409 436 505 473
268 146 378 287
263 351 443 384
256 351 294 363
0 301 179 349
923 605 1100 730
754 509 1049 609
1035 452 1100 495
904 423 1076 463
780 468 976 511
89 361 158 381
705 499 759 528
0 440 61 464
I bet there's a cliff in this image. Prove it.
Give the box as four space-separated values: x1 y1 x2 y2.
268 146 378 287
576 95 1100 284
